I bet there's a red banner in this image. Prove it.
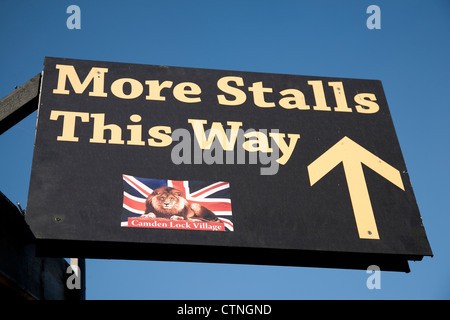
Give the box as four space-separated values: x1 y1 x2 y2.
126 218 225 232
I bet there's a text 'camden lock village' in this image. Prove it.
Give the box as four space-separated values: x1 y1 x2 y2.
46 63 381 171
128 218 225 232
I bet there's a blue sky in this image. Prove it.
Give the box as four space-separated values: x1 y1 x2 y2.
0 0 449 299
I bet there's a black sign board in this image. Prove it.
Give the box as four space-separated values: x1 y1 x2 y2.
26 57 432 272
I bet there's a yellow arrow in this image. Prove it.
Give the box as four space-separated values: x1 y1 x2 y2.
307 136 404 240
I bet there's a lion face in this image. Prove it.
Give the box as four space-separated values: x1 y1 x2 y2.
155 193 177 210
149 187 187 216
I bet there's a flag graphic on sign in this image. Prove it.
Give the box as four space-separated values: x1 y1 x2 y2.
121 175 233 231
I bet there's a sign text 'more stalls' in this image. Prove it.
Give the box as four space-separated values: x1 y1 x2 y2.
26 57 432 272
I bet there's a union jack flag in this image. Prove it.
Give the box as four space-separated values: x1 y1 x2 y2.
121 174 233 231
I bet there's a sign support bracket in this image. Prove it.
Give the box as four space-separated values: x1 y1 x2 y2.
1 73 87 297
0 73 41 135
